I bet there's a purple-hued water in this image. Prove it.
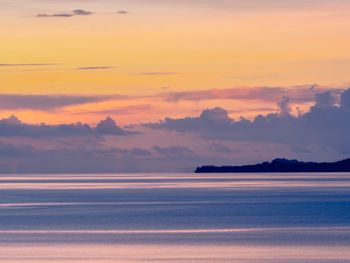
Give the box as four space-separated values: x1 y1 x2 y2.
1 173 350 262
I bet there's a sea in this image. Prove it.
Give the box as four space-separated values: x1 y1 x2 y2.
1 173 350 262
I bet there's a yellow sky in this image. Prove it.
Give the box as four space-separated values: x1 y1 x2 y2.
0 2 350 124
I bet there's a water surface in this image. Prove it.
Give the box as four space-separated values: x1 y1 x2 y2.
1 173 350 262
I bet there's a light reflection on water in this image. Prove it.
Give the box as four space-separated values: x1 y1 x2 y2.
2 173 350 189
1 244 350 263
0 173 350 262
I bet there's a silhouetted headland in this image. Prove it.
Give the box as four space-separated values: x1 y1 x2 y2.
195 158 350 173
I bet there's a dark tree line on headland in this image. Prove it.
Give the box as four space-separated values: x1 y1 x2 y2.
195 158 350 173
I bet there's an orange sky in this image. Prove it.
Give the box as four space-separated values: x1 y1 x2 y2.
0 0 350 125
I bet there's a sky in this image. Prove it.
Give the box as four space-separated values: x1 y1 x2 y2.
0 0 350 172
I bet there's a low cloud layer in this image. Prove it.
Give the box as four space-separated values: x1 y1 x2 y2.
145 88 350 154
0 115 134 137
0 85 330 113
0 141 146 173
0 87 349 172
0 140 199 173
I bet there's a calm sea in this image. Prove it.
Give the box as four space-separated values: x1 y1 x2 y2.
1 173 350 262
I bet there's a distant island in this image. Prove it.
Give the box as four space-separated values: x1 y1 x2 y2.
195 158 350 173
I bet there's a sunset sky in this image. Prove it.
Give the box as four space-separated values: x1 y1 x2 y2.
1 0 350 172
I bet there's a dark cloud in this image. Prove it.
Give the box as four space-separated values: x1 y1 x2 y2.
0 141 216 173
37 13 73 17
52 13 74 17
340 88 350 111
96 117 129 135
73 9 94 15
0 115 134 138
145 88 350 154
229 107 276 114
36 14 51 18
201 107 232 123
145 107 233 133
37 9 93 18
0 141 153 173
0 94 118 111
313 91 337 109
77 67 114 70
116 10 128 14
0 115 91 137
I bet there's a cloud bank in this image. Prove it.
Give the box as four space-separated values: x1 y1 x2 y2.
0 87 348 172
145 88 350 154
0 115 134 137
